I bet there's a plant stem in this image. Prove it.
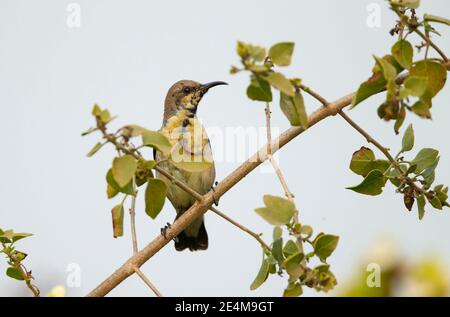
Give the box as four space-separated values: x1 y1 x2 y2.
265 102 303 255
130 193 138 254
2 243 40 297
134 267 163 297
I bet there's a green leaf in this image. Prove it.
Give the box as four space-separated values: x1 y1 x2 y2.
416 194 426 220
14 251 27 261
11 233 32 243
401 76 429 98
279 91 308 128
374 55 397 81
236 42 266 61
86 142 104 157
255 195 295 225
170 160 213 172
411 148 439 174
410 61 447 100
424 14 450 26
107 184 118 199
112 155 138 188
435 185 449 204
283 283 303 297
266 72 294 96
141 131 172 155
268 42 295 66
92 104 102 116
411 100 432 119
81 126 97 136
106 169 134 195
144 179 167 219
100 109 112 124
248 45 266 62
237 41 249 59
247 77 272 102
143 160 156 170
250 258 270 290
122 125 148 137
273 226 283 240
421 161 436 187
401 124 414 153
283 252 304 278
347 170 387 196
391 40 413 69
111 204 124 238
352 72 386 108
272 238 284 263
300 225 313 238
283 240 300 258
428 195 443 210
394 104 406 134
313 234 339 261
349 147 390 177
390 0 421 9
6 267 24 280
0 229 13 243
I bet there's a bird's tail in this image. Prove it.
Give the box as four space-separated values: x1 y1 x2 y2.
174 215 208 251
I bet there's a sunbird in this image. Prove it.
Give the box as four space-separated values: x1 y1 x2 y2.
155 80 227 251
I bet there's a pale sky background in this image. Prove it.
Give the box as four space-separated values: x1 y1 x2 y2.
0 0 449 297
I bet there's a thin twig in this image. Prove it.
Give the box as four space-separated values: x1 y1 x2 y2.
127 191 163 296
393 7 448 61
130 193 138 254
134 267 163 297
300 85 430 197
264 102 304 259
209 207 271 251
264 102 298 224
413 27 447 62
301 85 398 167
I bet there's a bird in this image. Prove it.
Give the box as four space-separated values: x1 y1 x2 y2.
154 80 227 251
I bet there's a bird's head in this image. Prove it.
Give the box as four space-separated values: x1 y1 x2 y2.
164 80 227 119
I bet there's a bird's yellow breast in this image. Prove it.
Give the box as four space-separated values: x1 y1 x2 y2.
160 110 210 158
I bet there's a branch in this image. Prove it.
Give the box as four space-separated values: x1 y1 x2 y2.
86 90 354 297
88 60 450 297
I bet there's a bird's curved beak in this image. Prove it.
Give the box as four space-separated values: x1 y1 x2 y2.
200 81 228 92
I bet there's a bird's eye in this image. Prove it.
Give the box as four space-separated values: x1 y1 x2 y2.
183 87 191 94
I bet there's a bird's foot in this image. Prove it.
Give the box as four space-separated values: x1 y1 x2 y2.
160 222 172 239
211 181 220 206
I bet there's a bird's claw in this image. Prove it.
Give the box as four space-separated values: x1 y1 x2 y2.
211 181 219 206
160 222 172 239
